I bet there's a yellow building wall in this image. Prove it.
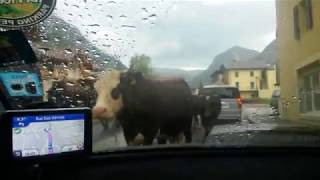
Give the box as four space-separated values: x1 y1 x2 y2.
227 70 260 91
276 0 320 121
226 68 277 99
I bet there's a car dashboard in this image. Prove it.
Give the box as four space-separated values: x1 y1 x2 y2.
5 147 320 180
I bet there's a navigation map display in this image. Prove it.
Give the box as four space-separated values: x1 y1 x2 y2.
12 113 85 158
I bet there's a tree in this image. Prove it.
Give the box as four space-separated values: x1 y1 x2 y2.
129 54 152 77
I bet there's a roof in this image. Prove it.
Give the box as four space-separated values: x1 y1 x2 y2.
203 84 237 89
226 61 274 70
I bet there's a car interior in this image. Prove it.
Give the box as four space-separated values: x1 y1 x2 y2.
1 1 320 180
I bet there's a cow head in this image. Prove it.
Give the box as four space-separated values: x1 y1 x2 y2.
118 71 144 107
92 70 124 122
92 70 144 123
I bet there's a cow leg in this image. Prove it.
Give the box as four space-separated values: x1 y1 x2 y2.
157 134 167 144
122 126 138 146
184 119 192 143
142 128 158 145
184 129 192 143
173 131 185 144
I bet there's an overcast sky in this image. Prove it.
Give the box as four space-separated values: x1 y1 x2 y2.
56 0 276 70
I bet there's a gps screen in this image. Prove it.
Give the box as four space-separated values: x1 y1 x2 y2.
12 114 85 158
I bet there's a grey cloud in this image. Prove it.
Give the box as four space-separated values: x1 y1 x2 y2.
134 1 276 69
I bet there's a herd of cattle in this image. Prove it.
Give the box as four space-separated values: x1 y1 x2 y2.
48 70 222 145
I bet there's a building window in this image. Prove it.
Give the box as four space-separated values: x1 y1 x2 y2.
250 71 254 77
293 0 313 40
260 70 269 89
300 71 320 113
235 82 239 88
235 71 239 77
250 82 255 90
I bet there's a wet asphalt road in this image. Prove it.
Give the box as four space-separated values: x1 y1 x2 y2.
210 104 277 134
92 103 278 152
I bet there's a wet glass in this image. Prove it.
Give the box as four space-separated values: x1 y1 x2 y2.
5 0 320 153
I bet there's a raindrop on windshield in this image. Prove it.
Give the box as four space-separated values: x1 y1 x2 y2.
141 7 148 13
107 1 116 5
106 15 113 21
86 76 96 81
38 48 50 55
142 18 148 23
41 38 49 43
77 100 84 104
64 49 73 54
121 25 137 30
66 82 75 87
88 24 100 27
119 15 127 21
76 40 82 44
83 69 91 74
149 14 157 21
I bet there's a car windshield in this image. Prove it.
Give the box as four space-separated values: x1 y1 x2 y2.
200 87 240 99
1 0 320 153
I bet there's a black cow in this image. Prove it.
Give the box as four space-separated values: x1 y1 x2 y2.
93 70 193 145
93 70 221 145
192 94 221 138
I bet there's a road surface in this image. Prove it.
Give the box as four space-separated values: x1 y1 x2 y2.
92 104 280 152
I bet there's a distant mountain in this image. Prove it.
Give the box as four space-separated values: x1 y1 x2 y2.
208 46 260 72
189 46 260 88
34 15 126 71
152 68 203 84
248 40 277 64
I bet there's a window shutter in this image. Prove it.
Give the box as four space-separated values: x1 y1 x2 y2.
305 0 313 30
293 6 300 40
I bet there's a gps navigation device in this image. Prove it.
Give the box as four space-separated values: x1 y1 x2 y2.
0 108 91 161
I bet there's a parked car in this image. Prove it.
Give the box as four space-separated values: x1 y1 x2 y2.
270 89 280 110
200 85 242 121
